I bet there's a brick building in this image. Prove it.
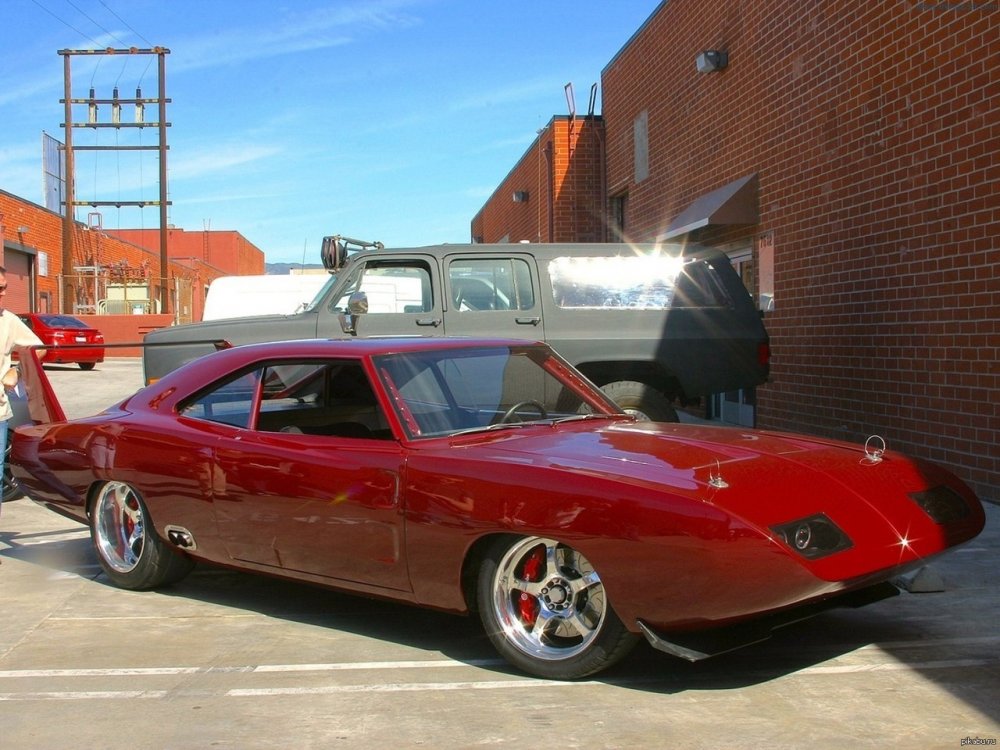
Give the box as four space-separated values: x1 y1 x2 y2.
0 189 263 325
110 228 265 321
471 116 606 244
472 1 999 503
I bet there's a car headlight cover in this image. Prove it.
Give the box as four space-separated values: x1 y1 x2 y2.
909 485 970 524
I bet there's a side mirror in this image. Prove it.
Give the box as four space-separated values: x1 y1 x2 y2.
347 291 369 316
338 291 369 335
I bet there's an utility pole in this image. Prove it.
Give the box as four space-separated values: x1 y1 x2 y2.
59 47 171 315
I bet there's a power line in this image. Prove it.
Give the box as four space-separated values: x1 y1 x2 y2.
62 0 130 47
97 0 154 47
28 0 102 47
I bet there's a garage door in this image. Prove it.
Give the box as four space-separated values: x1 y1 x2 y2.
2 251 33 312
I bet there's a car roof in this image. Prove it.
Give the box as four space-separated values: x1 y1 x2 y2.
137 336 549 414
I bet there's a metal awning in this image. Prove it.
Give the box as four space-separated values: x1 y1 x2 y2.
661 173 759 239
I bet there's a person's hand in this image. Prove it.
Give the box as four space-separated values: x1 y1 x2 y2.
2 367 18 390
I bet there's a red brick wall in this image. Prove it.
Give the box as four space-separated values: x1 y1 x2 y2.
471 117 606 243
110 228 265 276
1 190 164 309
1 193 265 325
602 2 1000 501
76 314 173 357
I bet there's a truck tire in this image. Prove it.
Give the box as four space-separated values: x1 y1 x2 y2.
601 381 679 423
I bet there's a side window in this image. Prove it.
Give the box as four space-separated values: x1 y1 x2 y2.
259 363 326 415
449 258 535 312
179 369 261 428
332 261 432 314
255 360 391 440
548 256 731 309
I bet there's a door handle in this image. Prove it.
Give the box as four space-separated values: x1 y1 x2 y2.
416 317 442 327
515 317 541 326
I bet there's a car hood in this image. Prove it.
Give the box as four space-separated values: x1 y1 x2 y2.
461 420 981 539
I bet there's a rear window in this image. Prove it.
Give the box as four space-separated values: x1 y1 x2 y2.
38 315 90 328
549 256 732 309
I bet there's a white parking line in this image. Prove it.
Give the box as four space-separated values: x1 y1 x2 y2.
0 690 169 701
796 657 1000 675
1 649 997 702
228 679 582 696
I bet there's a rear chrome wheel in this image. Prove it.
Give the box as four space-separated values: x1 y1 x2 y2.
91 481 193 590
478 536 637 679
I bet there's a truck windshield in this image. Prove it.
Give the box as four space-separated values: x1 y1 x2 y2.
301 273 338 312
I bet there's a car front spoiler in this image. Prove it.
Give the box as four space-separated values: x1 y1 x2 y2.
636 581 901 662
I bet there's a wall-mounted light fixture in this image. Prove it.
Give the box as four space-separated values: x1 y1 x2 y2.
696 50 728 73
513 191 529 203
16 225 29 233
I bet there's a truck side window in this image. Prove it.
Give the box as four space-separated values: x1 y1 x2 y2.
449 258 534 311
548 255 731 309
332 261 433 314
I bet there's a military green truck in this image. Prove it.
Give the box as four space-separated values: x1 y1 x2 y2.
143 240 770 422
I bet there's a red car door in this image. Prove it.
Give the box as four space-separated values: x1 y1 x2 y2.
211 430 410 592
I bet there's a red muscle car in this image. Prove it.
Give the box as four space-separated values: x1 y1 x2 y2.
11 338 985 679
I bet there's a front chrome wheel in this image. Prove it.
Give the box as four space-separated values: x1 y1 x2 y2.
478 536 637 679
494 537 605 659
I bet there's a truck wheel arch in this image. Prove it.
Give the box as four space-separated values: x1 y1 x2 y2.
599 380 679 423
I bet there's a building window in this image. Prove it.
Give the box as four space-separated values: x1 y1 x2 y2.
633 111 649 183
610 193 627 240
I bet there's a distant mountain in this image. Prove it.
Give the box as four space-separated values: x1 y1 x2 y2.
265 262 325 275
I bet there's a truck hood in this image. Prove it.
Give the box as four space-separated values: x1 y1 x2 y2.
144 312 318 344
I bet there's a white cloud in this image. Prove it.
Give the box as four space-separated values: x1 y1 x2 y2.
168 143 283 181
169 0 423 73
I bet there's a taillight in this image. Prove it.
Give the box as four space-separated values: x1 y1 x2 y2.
758 341 771 367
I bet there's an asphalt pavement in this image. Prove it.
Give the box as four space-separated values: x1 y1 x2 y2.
1 358 998 749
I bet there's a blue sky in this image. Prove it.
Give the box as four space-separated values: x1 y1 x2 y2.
1 0 660 264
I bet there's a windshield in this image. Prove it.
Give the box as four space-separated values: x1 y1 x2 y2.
301 273 338 312
373 344 622 439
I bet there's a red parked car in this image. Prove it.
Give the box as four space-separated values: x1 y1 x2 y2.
17 313 105 370
10 338 986 679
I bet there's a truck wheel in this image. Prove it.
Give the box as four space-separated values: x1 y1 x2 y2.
601 381 679 422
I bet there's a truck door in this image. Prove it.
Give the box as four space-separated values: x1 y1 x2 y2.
442 255 545 341
320 256 444 338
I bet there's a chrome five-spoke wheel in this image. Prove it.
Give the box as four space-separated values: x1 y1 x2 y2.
478 536 637 679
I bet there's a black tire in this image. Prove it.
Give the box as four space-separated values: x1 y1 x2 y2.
79 362 96 371
601 380 679 422
2 439 21 503
91 481 194 590
477 535 638 680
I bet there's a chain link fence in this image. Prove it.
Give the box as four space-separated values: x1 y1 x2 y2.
57 273 194 324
